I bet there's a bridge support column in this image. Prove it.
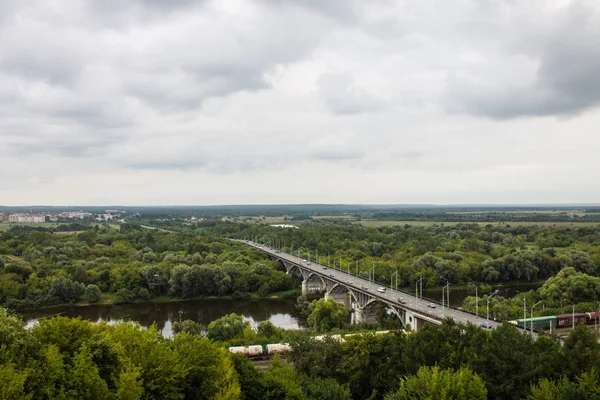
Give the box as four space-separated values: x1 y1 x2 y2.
354 307 377 325
325 291 352 311
302 281 308 297
404 309 417 331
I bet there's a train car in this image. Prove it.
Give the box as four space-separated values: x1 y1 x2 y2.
314 334 346 343
375 330 391 335
266 343 291 355
228 345 264 357
585 312 600 323
329 334 346 343
514 315 557 330
556 313 587 328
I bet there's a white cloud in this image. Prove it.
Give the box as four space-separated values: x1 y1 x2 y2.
0 0 599 205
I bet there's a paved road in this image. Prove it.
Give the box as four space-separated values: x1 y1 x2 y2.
237 240 506 330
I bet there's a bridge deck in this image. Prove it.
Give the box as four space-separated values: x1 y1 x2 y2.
237 240 505 330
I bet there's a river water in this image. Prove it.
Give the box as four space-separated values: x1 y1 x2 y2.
22 298 304 338
21 282 542 336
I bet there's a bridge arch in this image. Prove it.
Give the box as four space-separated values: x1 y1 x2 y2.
273 258 287 273
305 272 325 287
286 264 304 280
328 283 359 304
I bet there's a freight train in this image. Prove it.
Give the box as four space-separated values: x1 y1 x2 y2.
228 330 403 358
509 311 600 330
228 343 292 358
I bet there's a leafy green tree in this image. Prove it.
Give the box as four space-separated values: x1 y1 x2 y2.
207 313 249 341
301 375 351 400
262 357 305 400
85 284 102 303
529 370 600 399
49 277 85 303
172 319 202 335
167 265 188 297
385 366 487 400
306 298 348 333
562 324 600 378
66 344 111 400
257 320 285 340
0 308 27 348
173 333 241 399
0 363 28 400
539 267 600 304
288 331 345 379
115 364 144 400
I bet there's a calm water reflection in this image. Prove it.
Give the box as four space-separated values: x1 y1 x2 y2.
22 298 304 337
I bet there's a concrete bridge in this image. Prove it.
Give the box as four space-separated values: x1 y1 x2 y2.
236 240 503 331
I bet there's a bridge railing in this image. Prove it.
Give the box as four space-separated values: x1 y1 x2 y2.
368 277 501 323
242 240 505 324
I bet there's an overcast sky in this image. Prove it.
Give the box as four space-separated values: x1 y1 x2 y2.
1 0 599 206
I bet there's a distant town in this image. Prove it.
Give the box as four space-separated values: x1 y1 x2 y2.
0 209 124 223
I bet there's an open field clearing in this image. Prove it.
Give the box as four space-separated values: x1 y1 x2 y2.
0 222 60 231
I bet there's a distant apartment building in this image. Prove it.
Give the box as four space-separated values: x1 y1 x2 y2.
96 214 114 221
0 213 8 222
8 214 46 223
59 211 92 219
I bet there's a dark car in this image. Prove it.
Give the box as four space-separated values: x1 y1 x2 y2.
480 322 494 329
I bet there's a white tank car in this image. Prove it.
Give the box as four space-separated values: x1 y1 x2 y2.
266 343 291 355
228 345 264 357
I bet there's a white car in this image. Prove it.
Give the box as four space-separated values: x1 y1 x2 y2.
377 287 386 293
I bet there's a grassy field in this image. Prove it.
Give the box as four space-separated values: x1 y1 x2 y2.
0 222 61 231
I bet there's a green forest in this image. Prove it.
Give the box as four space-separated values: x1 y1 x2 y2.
1 218 600 398
2 308 600 399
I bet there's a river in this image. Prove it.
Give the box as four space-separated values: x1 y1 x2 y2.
22 298 304 338
21 282 542 336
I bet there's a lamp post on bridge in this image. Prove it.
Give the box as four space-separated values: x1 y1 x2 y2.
372 262 375 284
442 280 450 310
391 270 398 291
530 300 542 335
415 277 424 307
469 282 479 317
563 298 575 330
523 295 527 331
486 290 499 329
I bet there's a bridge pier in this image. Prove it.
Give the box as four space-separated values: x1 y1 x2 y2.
302 280 324 297
325 291 352 311
354 307 378 325
404 309 417 331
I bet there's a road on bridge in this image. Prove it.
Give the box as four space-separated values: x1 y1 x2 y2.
237 240 506 330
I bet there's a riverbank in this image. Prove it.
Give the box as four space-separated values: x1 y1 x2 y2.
28 288 303 312
21 297 304 336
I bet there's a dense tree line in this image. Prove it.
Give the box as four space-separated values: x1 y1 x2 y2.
0 225 295 310
3 220 599 313
4 307 600 400
238 222 600 289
